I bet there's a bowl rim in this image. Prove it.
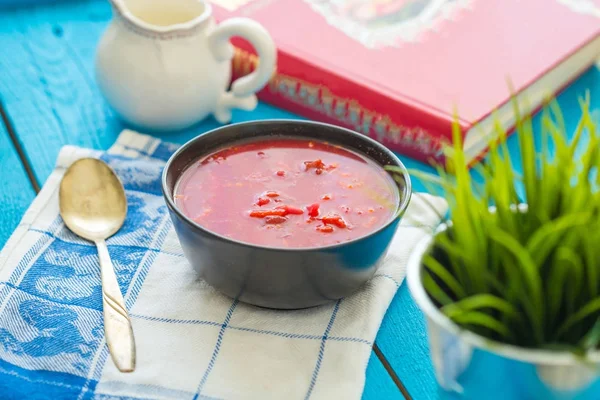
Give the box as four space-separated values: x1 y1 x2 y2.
161 119 412 252
407 226 600 365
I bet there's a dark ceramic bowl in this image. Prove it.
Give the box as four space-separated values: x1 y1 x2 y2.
161 120 412 309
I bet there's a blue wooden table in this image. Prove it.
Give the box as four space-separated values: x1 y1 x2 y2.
0 1 598 398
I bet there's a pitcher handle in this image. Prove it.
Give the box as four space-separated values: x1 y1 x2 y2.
208 18 276 123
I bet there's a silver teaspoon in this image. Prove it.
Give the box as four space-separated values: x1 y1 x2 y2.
59 158 135 373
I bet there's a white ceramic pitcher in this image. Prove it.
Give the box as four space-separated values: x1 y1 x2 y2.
96 0 276 131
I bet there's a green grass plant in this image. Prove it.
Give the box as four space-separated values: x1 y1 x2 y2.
389 95 600 353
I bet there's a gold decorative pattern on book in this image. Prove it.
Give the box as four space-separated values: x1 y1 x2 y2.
232 48 445 160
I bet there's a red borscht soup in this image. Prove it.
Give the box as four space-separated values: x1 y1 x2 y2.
174 138 399 248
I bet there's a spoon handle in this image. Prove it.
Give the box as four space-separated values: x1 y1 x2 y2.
96 239 136 373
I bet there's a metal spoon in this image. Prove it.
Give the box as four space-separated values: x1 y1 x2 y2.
59 157 135 373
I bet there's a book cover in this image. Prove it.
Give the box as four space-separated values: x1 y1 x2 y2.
210 0 600 165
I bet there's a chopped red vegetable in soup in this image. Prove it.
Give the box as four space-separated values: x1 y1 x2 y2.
256 197 270 206
174 138 398 248
306 203 320 218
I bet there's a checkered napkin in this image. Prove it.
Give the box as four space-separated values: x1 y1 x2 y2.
0 130 447 400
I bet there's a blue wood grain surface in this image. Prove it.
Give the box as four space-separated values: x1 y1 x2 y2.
1 0 599 398
0 123 36 247
0 0 118 186
0 0 61 8
0 1 408 397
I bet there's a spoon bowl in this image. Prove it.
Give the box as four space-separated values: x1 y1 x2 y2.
59 158 127 240
59 157 136 373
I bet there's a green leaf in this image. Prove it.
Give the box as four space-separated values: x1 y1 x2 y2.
486 225 544 342
435 233 475 293
423 255 467 299
557 246 584 330
581 318 600 350
450 311 513 340
548 98 567 141
556 297 600 340
546 248 572 330
442 294 521 321
422 271 453 307
582 233 598 299
526 213 591 266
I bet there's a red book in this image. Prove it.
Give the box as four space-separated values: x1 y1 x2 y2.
211 0 600 166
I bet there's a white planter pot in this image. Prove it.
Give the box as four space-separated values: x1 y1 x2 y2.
407 228 600 399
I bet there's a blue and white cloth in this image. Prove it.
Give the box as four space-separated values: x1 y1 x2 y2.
0 130 447 400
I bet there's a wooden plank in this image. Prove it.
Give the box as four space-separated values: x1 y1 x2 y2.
0 112 36 248
0 1 408 396
0 0 60 9
374 65 600 399
373 158 439 400
0 0 129 184
376 284 437 399
363 352 405 400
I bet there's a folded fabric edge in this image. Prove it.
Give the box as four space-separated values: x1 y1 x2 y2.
110 129 163 156
401 193 448 228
